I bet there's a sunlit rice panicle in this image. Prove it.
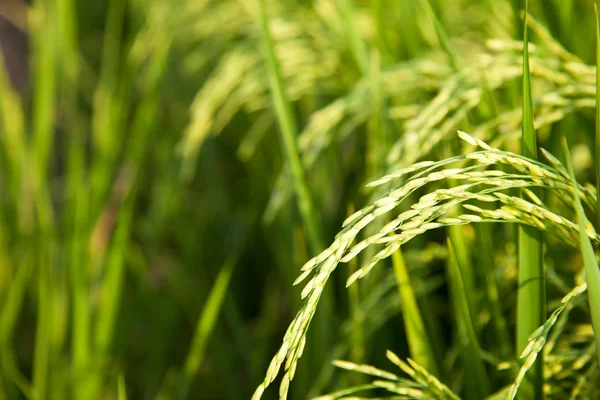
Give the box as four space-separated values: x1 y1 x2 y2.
263 26 598 223
506 283 588 400
253 132 599 399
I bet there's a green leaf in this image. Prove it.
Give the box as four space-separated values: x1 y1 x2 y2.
516 2 545 398
391 249 438 376
563 137 600 369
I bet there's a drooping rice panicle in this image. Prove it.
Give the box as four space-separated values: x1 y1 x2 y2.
254 131 600 399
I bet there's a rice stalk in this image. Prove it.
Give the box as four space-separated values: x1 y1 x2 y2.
337 0 368 74
54 0 92 397
90 0 127 219
118 374 127 400
0 20 28 400
176 256 236 400
476 224 512 359
516 5 545 398
391 249 438 375
595 4 600 232
419 6 483 366
419 0 459 72
31 1 59 398
447 239 490 398
91 12 172 396
258 1 339 390
563 137 600 368
257 0 324 253
370 0 393 62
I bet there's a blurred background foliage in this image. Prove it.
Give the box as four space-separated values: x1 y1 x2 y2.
0 0 600 399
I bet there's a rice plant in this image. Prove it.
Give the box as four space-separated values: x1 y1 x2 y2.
2 0 600 399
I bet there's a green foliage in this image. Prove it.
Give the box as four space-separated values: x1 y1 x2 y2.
1 0 600 399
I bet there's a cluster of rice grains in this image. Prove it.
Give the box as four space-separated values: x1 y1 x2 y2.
179 3 600 398
267 19 597 224
253 132 599 399
306 282 589 400
314 350 461 400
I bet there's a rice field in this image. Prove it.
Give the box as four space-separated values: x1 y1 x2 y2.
1 0 600 399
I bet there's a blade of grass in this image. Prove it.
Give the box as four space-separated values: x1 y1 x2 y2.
391 249 438 376
31 1 58 398
257 2 333 389
511 0 525 39
0 50 26 204
33 253 52 400
420 0 511 361
337 0 368 74
557 0 573 46
257 0 325 253
91 30 171 398
95 32 170 353
176 255 236 400
595 4 600 232
32 1 57 186
118 374 127 400
516 3 545 399
446 239 490 399
370 0 392 63
420 0 481 334
476 224 511 359
396 0 423 58
55 0 92 398
0 346 32 399
90 0 127 219
563 137 600 368
419 0 459 71
0 53 27 399
0 259 31 399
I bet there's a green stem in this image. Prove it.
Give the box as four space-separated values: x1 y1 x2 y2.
257 0 325 253
516 4 545 399
176 257 236 400
391 249 438 376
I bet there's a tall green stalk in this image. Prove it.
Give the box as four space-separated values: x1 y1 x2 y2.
31 1 58 398
176 256 236 400
595 4 600 233
118 374 128 400
516 3 545 399
447 239 489 399
391 250 438 376
563 138 600 368
257 0 324 254
420 0 479 335
258 3 333 386
337 0 368 74
91 28 172 398
55 0 92 397
0 23 28 400
90 0 127 219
